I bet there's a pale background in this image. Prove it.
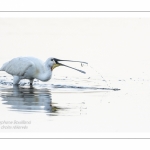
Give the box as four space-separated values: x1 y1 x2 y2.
0 18 150 79
0 0 150 148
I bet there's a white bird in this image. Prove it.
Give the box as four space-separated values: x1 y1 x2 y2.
0 57 87 85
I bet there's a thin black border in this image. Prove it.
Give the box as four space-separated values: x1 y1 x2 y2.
0 10 150 139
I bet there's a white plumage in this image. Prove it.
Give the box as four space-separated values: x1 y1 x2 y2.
1 57 33 76
0 57 87 85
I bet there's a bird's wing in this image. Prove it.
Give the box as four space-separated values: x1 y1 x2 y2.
1 57 33 76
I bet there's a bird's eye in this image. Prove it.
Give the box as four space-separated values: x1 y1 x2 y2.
51 59 54 61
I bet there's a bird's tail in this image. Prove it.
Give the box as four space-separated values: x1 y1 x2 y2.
0 66 4 71
0 62 7 71
0 67 2 71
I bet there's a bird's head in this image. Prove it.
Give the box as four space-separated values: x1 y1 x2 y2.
47 57 88 74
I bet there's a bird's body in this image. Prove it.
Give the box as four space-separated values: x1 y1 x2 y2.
0 56 87 85
0 57 52 84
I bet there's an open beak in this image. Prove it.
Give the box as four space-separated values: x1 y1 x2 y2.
51 58 88 74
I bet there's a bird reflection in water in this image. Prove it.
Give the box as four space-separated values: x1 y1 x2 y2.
0 85 60 115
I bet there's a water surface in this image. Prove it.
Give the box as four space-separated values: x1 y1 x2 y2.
0 73 150 134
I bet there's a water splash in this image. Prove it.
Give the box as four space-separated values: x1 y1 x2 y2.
0 63 120 93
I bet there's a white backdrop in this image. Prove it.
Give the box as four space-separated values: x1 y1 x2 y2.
0 18 150 79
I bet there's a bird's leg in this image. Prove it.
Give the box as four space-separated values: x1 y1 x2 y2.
29 79 33 86
13 76 21 85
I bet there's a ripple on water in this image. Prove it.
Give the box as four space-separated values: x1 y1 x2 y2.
0 75 120 92
0 76 119 116
0 86 59 114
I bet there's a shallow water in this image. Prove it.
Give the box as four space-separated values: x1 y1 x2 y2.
0 73 150 134
0 74 117 115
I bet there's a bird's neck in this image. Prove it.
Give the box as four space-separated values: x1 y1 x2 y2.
37 63 52 81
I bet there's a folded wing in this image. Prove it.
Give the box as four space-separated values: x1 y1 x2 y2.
1 57 33 76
